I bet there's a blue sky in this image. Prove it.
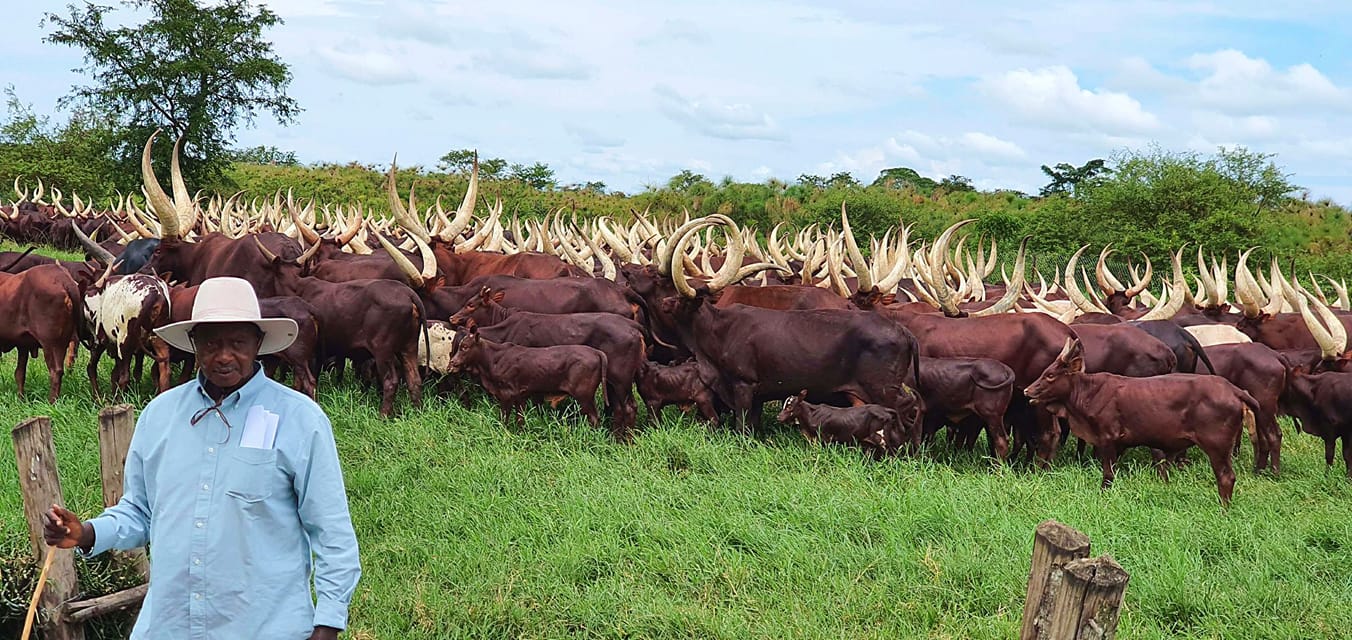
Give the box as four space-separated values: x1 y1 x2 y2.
4 0 1351 203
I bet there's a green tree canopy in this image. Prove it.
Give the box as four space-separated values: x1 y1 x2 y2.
1039 159 1109 197
44 0 300 191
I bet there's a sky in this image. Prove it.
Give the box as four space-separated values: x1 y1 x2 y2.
3 0 1351 202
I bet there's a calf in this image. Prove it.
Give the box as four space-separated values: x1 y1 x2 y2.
1279 367 1352 477
448 328 608 428
1025 338 1258 505
636 359 719 424
916 356 1014 459
775 390 902 459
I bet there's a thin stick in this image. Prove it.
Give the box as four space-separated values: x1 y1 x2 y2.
21 545 57 640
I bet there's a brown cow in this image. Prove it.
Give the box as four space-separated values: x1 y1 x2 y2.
776 390 902 459
1025 338 1257 505
448 328 608 428
916 356 1014 459
636 359 720 424
0 264 82 402
1278 367 1352 477
1203 343 1287 474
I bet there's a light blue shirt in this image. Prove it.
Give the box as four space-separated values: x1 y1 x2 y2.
85 365 361 639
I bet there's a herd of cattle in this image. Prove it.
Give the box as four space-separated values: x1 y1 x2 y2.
3 132 1351 505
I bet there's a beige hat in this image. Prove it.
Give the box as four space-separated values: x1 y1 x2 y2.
155 277 298 355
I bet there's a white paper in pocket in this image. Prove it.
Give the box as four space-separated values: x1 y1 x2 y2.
241 405 279 449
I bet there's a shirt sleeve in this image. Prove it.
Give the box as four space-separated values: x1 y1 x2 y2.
82 413 153 558
295 413 361 631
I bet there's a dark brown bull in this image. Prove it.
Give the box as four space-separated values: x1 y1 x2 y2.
1026 338 1257 505
916 356 1014 459
1278 367 1352 477
776 390 902 459
449 287 645 440
1203 343 1286 474
0 264 82 402
636 359 720 424
448 327 608 428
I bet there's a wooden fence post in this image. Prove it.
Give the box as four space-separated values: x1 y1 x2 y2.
1043 556 1130 639
97 404 149 580
1020 519 1091 640
12 417 87 640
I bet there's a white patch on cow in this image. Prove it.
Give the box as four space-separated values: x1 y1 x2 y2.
875 429 886 446
96 275 162 358
1185 324 1252 346
420 321 459 374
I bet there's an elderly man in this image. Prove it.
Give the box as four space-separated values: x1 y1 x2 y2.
42 277 361 639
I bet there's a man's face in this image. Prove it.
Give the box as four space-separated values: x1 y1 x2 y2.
191 322 263 389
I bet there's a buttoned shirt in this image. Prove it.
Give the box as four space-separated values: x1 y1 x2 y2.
84 365 361 639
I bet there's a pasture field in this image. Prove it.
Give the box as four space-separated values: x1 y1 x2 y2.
1 243 1351 639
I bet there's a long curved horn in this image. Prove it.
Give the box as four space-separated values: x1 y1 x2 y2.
1196 247 1220 307
971 237 1028 316
1295 284 1347 360
385 158 431 243
1326 276 1349 311
252 235 281 263
72 221 116 267
287 192 321 245
705 215 746 292
1137 247 1187 321
670 218 719 298
1095 245 1122 294
455 199 500 253
1234 248 1263 318
1124 252 1152 298
375 231 425 288
141 130 178 239
169 134 197 234
580 225 616 280
1063 245 1106 314
840 202 873 292
440 153 478 242
657 216 716 275
924 219 976 316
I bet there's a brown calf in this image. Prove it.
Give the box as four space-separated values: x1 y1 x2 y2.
776 390 902 459
636 359 720 424
448 328 608 428
1025 338 1258 505
917 356 1014 459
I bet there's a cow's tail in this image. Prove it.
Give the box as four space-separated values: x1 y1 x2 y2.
1183 329 1215 374
598 351 609 407
0 246 37 272
412 293 431 367
1238 390 1261 442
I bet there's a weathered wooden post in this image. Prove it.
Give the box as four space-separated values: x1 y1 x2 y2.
12 417 87 640
97 404 149 580
1020 520 1130 640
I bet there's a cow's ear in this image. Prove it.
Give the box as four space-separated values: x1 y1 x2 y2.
492 290 505 303
1067 353 1085 374
479 285 491 297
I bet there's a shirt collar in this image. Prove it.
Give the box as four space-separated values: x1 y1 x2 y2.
194 361 269 409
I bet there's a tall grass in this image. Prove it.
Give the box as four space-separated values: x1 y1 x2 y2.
1 243 1350 638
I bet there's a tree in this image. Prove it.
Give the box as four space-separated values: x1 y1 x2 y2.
939 174 975 192
871 167 938 194
227 144 298 166
509 162 555 190
667 169 714 194
827 172 858 188
0 86 120 199
796 173 827 190
437 148 477 173
1039 159 1109 197
45 0 301 192
479 157 508 179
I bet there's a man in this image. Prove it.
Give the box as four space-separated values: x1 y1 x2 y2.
42 277 361 639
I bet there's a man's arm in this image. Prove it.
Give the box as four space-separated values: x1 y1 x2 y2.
295 414 361 633
70 418 154 557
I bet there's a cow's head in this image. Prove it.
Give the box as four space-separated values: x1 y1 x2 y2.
776 390 809 424
1025 337 1084 406
447 324 480 372
449 286 507 329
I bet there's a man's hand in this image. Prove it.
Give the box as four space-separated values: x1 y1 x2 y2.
42 504 93 551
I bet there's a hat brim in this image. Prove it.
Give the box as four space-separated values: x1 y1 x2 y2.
155 318 299 355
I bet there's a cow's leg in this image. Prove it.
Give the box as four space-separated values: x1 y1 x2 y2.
375 358 399 418
42 344 64 403
1097 445 1119 489
579 390 602 428
132 353 145 383
1265 416 1282 476
87 344 104 402
731 384 755 437
697 395 719 427
112 356 131 393
1150 449 1170 481
150 340 172 394
1342 434 1352 479
1034 409 1061 469
16 348 28 397
978 410 1009 461
400 350 423 410
1326 437 1337 469
1205 447 1236 506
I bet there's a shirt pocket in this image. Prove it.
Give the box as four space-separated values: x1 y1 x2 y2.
224 447 281 509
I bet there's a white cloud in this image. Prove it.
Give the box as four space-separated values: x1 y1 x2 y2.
959 132 1028 161
471 50 593 80
1186 49 1352 114
981 66 1160 134
314 42 419 86
652 84 786 141
565 124 626 150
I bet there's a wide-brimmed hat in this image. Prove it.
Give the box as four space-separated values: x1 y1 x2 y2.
155 277 298 355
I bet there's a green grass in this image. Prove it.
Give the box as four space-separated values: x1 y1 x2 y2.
2 241 1352 638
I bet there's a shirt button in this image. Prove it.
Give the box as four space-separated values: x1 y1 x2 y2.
193 592 202 600
193 557 202 565
207 447 215 454
195 520 204 529
201 483 210 491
